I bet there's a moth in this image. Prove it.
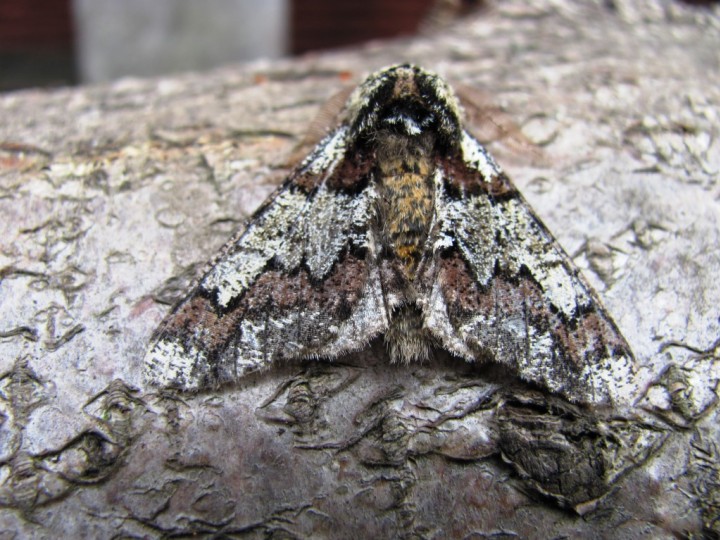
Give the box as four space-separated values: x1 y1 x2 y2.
145 64 635 406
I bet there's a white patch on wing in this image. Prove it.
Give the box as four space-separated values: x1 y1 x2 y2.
460 131 501 182
145 337 206 390
202 129 352 307
303 127 348 173
304 186 376 279
202 188 309 307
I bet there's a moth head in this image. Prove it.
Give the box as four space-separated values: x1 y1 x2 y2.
344 64 463 150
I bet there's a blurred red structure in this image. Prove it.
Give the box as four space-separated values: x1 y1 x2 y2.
0 0 75 90
0 0 74 49
291 0 436 54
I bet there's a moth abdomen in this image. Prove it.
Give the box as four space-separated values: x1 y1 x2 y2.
385 304 435 363
378 175 435 277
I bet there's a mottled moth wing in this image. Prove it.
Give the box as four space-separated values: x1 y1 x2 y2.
145 129 388 390
423 132 635 405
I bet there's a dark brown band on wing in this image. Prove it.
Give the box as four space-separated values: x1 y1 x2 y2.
156 293 245 361
237 254 368 317
292 148 374 193
326 148 374 191
438 251 631 369
440 156 517 199
158 253 370 360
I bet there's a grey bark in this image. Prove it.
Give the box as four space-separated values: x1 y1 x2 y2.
0 0 718 537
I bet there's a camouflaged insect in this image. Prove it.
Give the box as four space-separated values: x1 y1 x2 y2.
145 64 636 406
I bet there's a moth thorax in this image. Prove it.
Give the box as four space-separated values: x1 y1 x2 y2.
376 133 435 279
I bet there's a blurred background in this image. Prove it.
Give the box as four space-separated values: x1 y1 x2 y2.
0 0 484 91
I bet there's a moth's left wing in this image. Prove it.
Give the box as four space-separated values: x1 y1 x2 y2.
424 132 635 405
145 130 388 390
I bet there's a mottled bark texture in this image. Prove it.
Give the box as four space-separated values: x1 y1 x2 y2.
1 0 718 537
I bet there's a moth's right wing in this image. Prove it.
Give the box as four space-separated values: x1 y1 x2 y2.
144 129 388 390
423 132 635 406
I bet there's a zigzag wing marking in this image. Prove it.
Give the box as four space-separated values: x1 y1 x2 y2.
145 128 389 390
425 131 635 405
